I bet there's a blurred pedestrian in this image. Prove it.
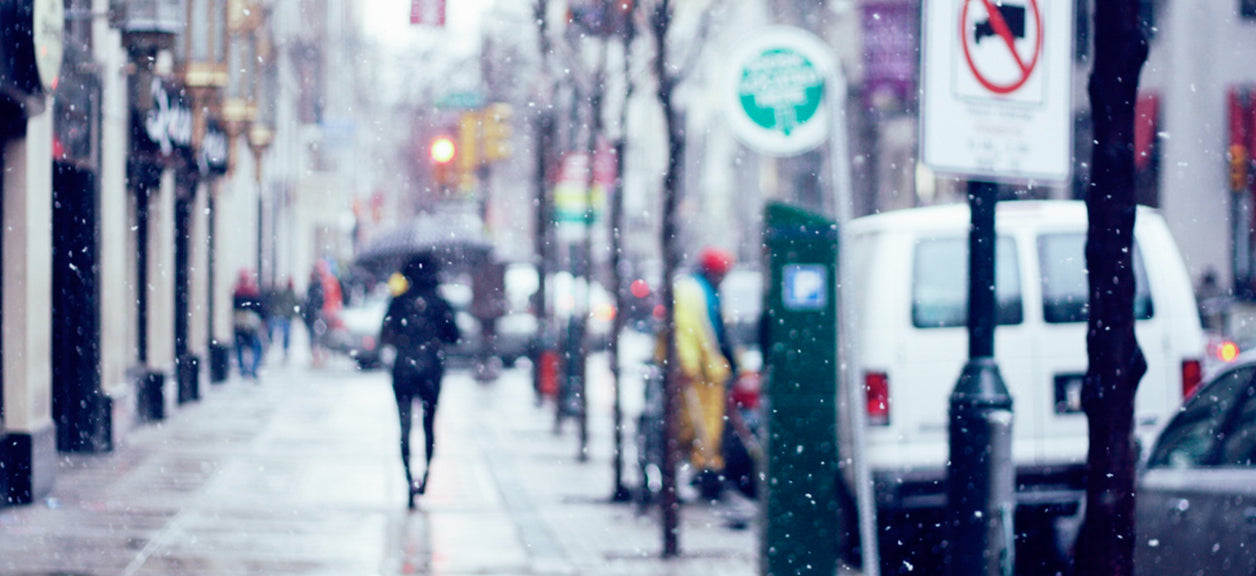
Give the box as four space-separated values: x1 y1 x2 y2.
380 254 459 510
663 247 736 501
304 261 343 368
320 262 344 333
267 278 299 363
232 270 266 380
304 267 327 367
1196 267 1229 332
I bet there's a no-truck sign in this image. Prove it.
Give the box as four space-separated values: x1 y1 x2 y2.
961 0 1043 98
922 0 1072 182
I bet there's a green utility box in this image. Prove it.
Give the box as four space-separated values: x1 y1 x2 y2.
761 202 841 576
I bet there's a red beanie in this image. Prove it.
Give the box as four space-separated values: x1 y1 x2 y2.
699 247 734 276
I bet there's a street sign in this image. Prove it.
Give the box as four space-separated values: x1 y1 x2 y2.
726 26 836 157
921 0 1073 182
436 91 484 110
783 265 827 310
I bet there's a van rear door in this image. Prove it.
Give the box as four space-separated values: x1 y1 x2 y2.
899 233 1038 467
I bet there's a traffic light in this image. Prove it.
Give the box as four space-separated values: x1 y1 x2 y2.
430 135 456 188
1230 144 1249 192
458 111 480 175
482 103 513 162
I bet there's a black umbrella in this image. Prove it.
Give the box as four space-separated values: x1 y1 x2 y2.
354 206 493 281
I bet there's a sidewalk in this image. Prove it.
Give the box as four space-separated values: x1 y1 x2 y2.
0 341 763 575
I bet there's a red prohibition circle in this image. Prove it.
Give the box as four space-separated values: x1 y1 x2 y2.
960 0 1043 95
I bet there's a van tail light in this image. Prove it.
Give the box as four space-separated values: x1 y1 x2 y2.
865 371 890 426
1182 359 1202 400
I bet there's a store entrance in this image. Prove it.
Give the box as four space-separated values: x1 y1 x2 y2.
52 161 107 452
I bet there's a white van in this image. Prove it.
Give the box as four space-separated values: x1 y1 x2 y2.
842 201 1204 521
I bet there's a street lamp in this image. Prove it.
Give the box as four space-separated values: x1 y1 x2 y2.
117 0 182 419
250 10 279 288
222 0 261 173
248 121 274 286
173 0 230 393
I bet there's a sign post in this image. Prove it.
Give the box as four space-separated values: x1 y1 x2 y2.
921 1 1073 575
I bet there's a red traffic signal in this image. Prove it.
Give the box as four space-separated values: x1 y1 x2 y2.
430 135 457 189
430 136 456 165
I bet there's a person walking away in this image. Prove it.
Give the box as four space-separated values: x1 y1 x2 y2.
304 265 328 367
267 278 299 363
1196 267 1229 332
380 255 459 510
232 270 266 379
319 261 345 355
664 247 736 501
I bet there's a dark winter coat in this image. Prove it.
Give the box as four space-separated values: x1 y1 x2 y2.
379 286 459 395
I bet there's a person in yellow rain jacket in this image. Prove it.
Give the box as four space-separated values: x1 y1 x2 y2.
663 247 736 501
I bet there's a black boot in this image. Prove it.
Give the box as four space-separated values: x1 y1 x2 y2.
417 469 430 495
698 469 724 501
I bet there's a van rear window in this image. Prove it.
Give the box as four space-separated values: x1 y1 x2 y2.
912 237 1023 329
1038 233 1153 323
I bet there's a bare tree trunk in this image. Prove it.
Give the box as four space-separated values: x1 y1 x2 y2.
608 0 637 503
1076 1 1149 575
651 0 683 558
576 40 609 462
532 0 556 407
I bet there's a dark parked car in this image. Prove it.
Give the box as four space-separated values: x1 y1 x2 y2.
1135 351 1256 575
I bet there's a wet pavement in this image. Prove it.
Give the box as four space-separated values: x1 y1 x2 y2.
0 334 767 575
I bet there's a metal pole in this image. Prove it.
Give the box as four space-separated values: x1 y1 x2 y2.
255 161 264 285
946 180 1015 576
207 187 216 351
968 182 997 359
271 184 280 288
828 58 880 576
137 184 150 365
533 111 553 405
577 39 608 462
557 81 583 432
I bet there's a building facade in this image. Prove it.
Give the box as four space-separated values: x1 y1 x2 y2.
1 0 284 507
1 0 64 505
1144 1 1256 310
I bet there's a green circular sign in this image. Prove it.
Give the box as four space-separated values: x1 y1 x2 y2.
727 27 836 157
738 48 824 134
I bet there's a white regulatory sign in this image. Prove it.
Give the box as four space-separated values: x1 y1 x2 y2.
921 0 1073 183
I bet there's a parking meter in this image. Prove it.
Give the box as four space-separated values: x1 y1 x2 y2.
761 202 842 576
